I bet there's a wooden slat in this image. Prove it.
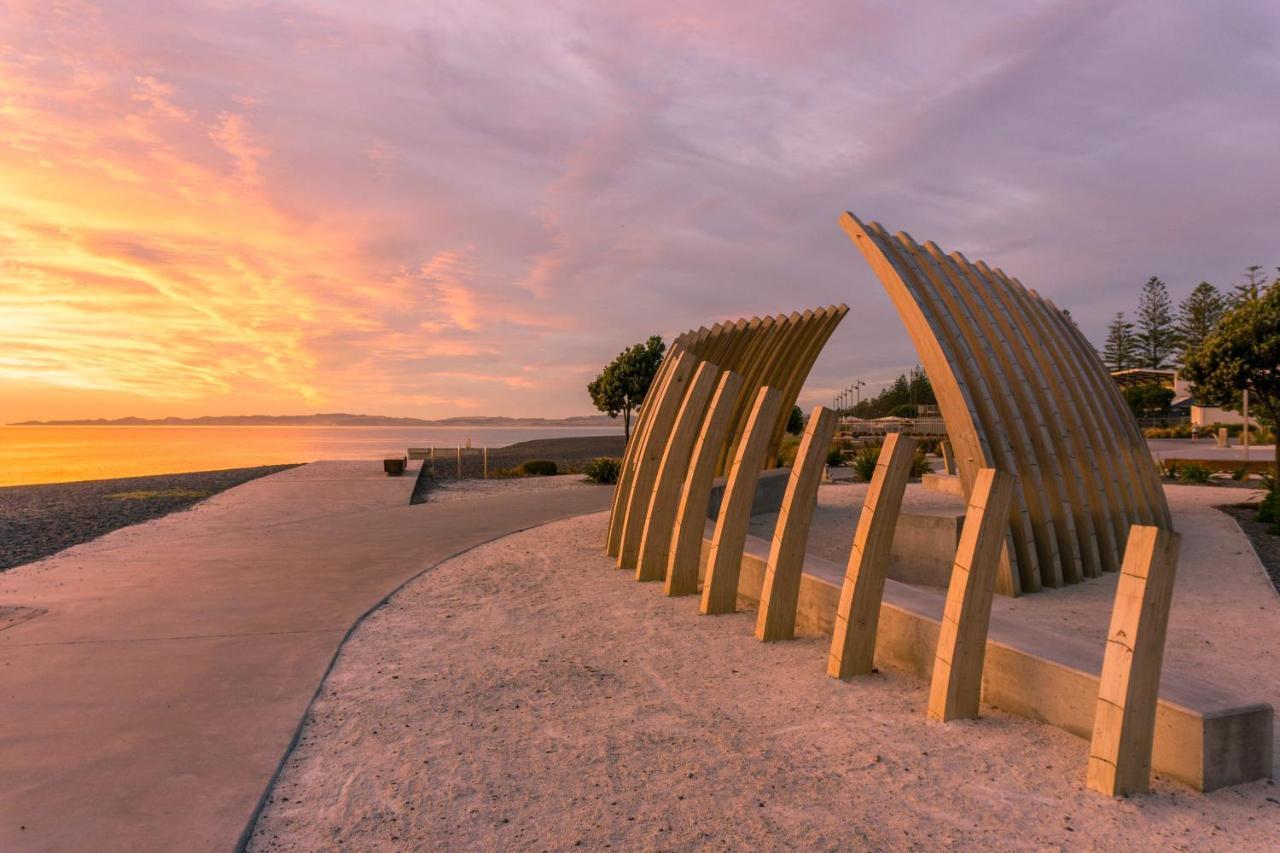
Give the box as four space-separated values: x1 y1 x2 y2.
665 370 746 596
700 386 785 615
606 344 682 556
617 351 699 570
865 221 1037 594
765 306 849 466
635 361 724 581
921 242 1086 584
827 433 918 678
755 406 839 642
964 257 1121 575
1087 526 1181 796
927 468 1016 721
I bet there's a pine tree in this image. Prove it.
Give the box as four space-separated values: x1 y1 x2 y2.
1134 276 1178 369
1177 281 1226 360
1102 312 1136 371
1233 265 1267 304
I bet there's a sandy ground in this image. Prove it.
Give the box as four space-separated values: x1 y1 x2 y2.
249 487 1280 850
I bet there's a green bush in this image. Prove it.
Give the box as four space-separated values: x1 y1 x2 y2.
1232 466 1249 482
1161 460 1180 480
1180 462 1211 484
1258 487 1280 524
910 452 932 479
582 457 621 484
850 446 880 482
826 448 845 468
520 460 558 476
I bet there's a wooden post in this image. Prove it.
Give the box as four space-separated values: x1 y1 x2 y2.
483 446 488 479
756 406 838 641
457 446 462 479
700 386 784 615
1087 525 1181 797
827 434 917 679
429 447 435 477
927 468 1016 721
665 371 745 596
940 440 956 475
636 363 723 581
618 351 699 570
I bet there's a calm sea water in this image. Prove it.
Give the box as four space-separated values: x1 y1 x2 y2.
0 425 624 487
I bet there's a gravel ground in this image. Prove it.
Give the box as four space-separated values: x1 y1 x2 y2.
1217 500 1280 594
0 465 298 572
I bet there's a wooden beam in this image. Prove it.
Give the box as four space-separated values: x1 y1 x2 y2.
665 370 745 596
635 361 723 581
927 468 1016 721
1087 525 1181 796
617 351 699 570
827 433 917 679
756 406 838 641
700 386 784 615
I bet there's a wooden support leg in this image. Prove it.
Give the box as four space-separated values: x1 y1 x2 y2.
756 407 838 641
940 440 956 475
827 434 917 679
699 386 784 615
1087 525 1181 797
636 362 723 581
618 352 699 570
665 371 745 596
927 468 1016 721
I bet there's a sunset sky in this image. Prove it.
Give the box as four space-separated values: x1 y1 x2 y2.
2 1 1278 421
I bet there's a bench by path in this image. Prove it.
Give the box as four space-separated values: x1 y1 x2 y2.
0 462 611 852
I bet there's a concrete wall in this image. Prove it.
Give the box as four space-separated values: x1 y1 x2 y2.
706 468 791 520
696 523 1273 792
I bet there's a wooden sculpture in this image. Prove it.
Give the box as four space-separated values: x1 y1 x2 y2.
828 434 917 679
840 212 1172 596
756 406 838 642
1087 525 1181 796
927 468 1016 722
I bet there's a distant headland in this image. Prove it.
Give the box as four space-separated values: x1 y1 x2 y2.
10 413 619 427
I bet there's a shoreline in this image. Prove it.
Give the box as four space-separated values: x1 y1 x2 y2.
0 465 300 573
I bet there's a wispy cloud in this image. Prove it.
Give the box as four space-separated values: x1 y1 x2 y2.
2 0 1278 420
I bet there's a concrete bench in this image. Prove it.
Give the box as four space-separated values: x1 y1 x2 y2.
695 522 1273 791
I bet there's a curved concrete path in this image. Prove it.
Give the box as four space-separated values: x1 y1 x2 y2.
0 462 611 852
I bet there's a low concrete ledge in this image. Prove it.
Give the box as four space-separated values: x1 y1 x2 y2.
922 473 966 497
707 468 791 519
697 522 1273 791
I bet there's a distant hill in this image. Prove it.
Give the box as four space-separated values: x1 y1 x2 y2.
11 412 620 428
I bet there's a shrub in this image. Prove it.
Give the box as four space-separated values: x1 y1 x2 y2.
1160 460 1180 480
1258 485 1280 523
776 433 801 468
910 452 932 479
520 460 558 476
1232 466 1249 482
916 438 941 455
850 446 880 482
582 456 621 484
1180 462 1211 484
826 448 845 468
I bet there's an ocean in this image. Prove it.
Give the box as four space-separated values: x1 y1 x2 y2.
0 425 624 487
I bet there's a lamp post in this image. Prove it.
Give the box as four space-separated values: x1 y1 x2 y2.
854 379 866 407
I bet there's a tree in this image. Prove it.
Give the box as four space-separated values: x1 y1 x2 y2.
1102 312 1136 371
1122 383 1174 419
1182 284 1280 481
587 335 665 442
1134 276 1179 368
1232 265 1268 304
1177 282 1226 361
786 405 806 435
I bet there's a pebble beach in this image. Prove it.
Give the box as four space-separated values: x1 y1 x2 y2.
0 465 299 572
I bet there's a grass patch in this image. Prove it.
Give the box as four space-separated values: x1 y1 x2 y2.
107 488 213 501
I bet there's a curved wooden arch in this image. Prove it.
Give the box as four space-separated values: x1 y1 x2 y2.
839 211 1171 594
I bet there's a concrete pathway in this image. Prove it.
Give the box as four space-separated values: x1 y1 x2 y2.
0 462 611 852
